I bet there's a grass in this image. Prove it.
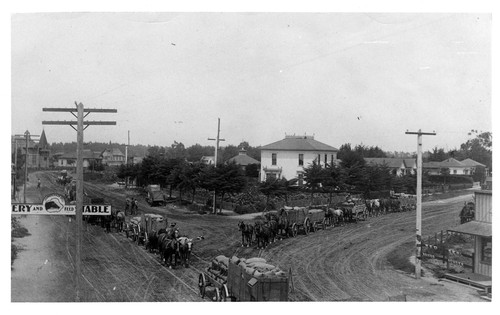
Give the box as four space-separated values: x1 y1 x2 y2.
386 241 421 275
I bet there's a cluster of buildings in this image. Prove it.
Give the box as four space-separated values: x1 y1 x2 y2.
13 131 489 186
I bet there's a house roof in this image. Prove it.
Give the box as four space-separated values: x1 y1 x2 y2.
38 130 49 150
403 159 416 168
364 158 405 169
439 158 466 168
460 158 486 167
261 136 338 152
227 153 260 166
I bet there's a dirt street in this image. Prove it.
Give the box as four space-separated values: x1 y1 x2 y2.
11 171 487 302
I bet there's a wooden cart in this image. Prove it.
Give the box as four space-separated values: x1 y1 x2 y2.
278 207 310 237
307 209 327 232
198 255 289 302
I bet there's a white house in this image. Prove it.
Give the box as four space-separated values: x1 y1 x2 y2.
260 135 338 185
100 148 125 166
364 158 417 176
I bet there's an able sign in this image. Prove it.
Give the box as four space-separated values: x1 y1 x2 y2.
11 193 111 216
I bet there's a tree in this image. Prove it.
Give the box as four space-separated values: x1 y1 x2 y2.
302 161 326 202
428 146 448 162
213 162 247 213
185 144 214 162
339 150 367 191
322 163 345 204
440 168 450 185
460 131 492 170
245 163 260 178
220 145 239 163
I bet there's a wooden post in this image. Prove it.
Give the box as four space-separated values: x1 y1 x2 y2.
75 103 84 301
405 129 435 280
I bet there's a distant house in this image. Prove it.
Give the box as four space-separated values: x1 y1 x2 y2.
364 158 413 176
100 148 125 166
460 158 486 175
200 156 215 165
260 135 338 184
423 158 482 176
227 149 260 171
57 150 102 169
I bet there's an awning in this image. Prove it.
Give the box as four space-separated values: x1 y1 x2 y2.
448 221 492 237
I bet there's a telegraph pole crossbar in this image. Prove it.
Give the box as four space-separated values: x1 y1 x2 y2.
405 129 436 280
43 102 116 301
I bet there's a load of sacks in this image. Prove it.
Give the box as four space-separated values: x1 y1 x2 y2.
230 256 287 279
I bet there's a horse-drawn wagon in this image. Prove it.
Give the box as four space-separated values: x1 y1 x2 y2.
125 213 167 245
278 206 310 237
307 208 327 232
198 255 289 302
341 201 367 223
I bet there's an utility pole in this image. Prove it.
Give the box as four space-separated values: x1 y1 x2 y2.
208 118 225 214
16 131 39 203
405 129 436 279
43 103 116 301
125 130 130 188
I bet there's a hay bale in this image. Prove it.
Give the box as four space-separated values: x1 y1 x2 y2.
248 262 276 271
230 256 240 265
246 257 266 264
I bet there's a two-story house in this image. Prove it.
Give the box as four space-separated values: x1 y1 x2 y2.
100 148 125 166
260 135 338 185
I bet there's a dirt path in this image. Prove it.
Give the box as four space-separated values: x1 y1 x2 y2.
11 171 487 302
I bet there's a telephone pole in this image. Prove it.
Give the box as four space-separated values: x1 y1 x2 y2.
405 129 436 279
208 118 225 214
14 131 39 203
125 130 130 188
43 103 116 301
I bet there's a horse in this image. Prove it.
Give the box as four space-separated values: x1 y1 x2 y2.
331 209 344 226
254 222 272 249
146 228 166 253
265 219 278 243
158 234 178 268
238 221 254 247
366 199 380 217
111 210 126 232
379 198 391 214
177 236 193 267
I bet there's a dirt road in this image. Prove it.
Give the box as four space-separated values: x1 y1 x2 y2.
11 171 485 302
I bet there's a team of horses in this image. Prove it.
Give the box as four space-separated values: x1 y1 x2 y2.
145 226 193 268
238 196 416 249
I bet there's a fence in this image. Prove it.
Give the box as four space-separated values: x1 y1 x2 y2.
421 230 474 271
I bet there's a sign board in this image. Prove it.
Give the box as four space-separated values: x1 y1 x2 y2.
11 193 111 216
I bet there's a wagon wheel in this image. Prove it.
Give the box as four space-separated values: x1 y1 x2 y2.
214 287 221 302
291 224 298 237
322 218 327 230
198 273 207 298
303 218 310 235
221 284 229 302
312 222 317 233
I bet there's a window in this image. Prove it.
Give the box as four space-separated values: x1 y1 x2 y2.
481 237 492 264
324 154 327 165
331 154 334 165
298 154 304 166
267 173 277 180
272 153 277 165
298 173 304 186
453 169 457 174
318 154 321 165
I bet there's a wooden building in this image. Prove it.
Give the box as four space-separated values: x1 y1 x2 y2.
448 190 492 293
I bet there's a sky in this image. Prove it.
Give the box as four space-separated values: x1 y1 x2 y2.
10 10 492 154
